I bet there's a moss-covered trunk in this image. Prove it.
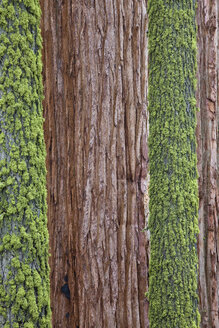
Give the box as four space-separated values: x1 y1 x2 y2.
0 1 51 327
148 1 200 327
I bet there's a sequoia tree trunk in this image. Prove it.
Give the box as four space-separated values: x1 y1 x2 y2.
196 1 219 327
41 1 149 327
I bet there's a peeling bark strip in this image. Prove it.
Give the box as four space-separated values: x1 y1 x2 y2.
41 0 149 327
196 1 219 327
148 1 200 327
0 0 51 327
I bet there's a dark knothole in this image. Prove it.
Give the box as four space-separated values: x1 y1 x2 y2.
61 283 70 299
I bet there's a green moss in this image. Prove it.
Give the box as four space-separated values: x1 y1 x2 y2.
148 1 200 327
0 0 51 326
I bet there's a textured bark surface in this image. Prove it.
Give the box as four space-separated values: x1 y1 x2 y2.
148 1 200 327
41 1 149 327
0 1 51 327
196 1 219 327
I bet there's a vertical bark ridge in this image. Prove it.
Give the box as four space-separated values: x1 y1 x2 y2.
40 1 75 326
41 0 149 327
197 1 219 327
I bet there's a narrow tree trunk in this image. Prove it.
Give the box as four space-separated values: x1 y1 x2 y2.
41 1 149 327
148 1 200 327
196 1 219 327
0 1 51 327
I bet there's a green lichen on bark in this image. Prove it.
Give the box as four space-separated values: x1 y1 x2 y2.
148 1 200 327
0 0 51 326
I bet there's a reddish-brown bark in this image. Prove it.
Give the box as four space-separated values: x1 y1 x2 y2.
40 0 219 327
40 1 149 327
197 1 219 327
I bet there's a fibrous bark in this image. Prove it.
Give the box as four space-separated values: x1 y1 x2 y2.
41 0 149 327
148 1 200 327
196 1 219 327
0 1 51 327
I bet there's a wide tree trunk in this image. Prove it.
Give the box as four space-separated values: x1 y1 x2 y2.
0 1 51 327
41 1 149 327
196 1 219 327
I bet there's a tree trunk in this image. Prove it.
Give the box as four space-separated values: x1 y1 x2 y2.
0 1 51 327
196 1 219 327
148 1 200 327
41 1 149 327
